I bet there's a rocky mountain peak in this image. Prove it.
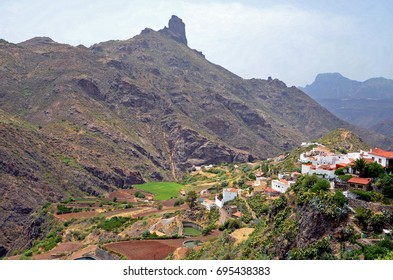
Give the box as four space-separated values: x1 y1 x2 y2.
159 15 188 45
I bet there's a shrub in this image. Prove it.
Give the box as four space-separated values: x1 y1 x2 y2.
335 168 345 175
363 239 393 260
380 175 393 199
202 224 216 236
351 190 374 202
141 230 150 238
219 219 241 232
135 192 145 199
248 173 256 180
311 179 330 193
98 216 131 231
333 190 347 207
338 175 353 182
56 204 73 214
174 198 184 206
354 207 372 230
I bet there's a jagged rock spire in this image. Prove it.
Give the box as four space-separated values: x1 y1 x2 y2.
159 15 188 45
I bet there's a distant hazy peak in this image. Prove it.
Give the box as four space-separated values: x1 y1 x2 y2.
314 72 351 82
159 15 188 45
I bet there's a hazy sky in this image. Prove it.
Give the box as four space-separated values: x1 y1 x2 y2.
1 0 392 86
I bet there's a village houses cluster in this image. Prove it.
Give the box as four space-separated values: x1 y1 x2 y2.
195 145 393 218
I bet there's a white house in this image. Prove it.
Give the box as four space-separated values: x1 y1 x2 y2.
271 179 295 193
201 198 216 211
301 164 336 179
215 188 238 208
369 148 393 169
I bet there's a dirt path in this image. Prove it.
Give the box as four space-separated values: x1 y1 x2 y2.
219 207 229 225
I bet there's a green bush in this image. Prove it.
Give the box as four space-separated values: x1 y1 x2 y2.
202 224 216 236
311 179 330 193
338 175 353 182
351 190 374 202
379 175 393 199
354 207 372 229
335 168 345 175
363 239 393 260
333 190 347 207
174 198 184 206
135 191 145 199
98 216 133 231
219 219 241 232
56 204 73 214
288 237 336 260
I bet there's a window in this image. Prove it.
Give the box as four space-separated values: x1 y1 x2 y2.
378 158 382 163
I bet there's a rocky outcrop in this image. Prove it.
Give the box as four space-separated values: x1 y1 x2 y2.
167 126 252 169
159 15 188 45
83 166 144 188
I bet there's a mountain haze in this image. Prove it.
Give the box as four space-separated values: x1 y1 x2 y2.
0 16 392 253
301 73 393 130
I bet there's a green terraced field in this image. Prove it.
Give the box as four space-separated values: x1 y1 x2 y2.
133 182 185 200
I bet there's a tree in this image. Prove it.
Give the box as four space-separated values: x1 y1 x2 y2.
379 174 393 199
262 162 269 174
353 158 366 177
185 190 197 209
364 162 385 178
354 207 372 230
311 179 330 193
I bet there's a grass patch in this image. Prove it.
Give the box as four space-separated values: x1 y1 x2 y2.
133 182 185 200
183 227 202 236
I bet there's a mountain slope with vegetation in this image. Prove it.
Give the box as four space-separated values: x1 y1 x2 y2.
1 16 392 254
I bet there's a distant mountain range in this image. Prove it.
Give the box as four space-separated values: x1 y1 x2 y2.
1 16 392 253
300 73 393 135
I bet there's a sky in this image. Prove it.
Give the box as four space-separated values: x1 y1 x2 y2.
1 0 393 86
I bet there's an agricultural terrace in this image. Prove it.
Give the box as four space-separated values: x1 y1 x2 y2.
133 182 185 200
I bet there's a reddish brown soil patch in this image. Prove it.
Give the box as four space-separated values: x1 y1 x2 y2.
104 230 222 260
162 198 176 207
105 239 184 260
108 189 138 203
34 242 84 260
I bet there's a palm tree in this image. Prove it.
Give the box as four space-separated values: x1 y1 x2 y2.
354 158 366 177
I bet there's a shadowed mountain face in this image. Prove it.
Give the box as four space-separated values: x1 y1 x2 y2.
0 16 392 253
300 73 393 131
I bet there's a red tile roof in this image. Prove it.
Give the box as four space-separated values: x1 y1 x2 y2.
232 211 242 218
348 177 372 185
362 158 374 163
227 188 238 193
265 187 279 193
370 148 393 158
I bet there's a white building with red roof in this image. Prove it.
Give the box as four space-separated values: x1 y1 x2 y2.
271 179 296 193
369 148 393 169
215 188 238 208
